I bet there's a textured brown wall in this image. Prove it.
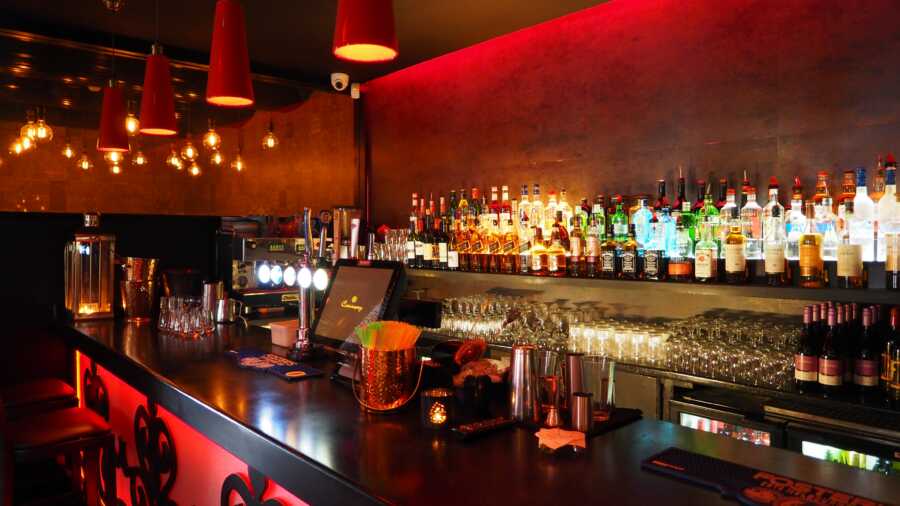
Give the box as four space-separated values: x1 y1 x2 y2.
0 90 356 216
365 0 900 227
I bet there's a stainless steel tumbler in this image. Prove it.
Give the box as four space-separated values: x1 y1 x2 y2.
509 344 541 424
564 352 585 411
571 392 593 433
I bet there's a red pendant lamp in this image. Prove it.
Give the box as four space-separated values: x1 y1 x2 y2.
206 0 254 107
97 80 130 152
139 43 177 135
332 0 398 63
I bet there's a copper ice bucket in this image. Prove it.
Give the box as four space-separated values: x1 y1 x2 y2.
354 347 423 412
120 257 159 323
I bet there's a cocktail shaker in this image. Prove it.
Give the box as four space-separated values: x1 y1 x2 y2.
564 352 584 411
509 344 541 424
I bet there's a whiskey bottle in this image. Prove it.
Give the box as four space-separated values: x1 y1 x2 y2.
517 215 532 275
798 202 825 288
836 201 865 289
763 196 787 286
694 221 718 283
854 308 880 393
456 219 470 272
724 217 748 284
569 221 584 277
546 225 567 278
668 217 694 281
836 170 856 222
620 224 640 280
795 306 818 394
585 218 601 278
486 216 502 273
818 308 844 396
500 217 518 274
886 231 900 290
599 222 618 279
643 212 666 281
530 226 547 276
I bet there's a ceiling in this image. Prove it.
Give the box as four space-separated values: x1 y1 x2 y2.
0 0 605 130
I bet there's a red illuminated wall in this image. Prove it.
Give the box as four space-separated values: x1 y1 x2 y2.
364 0 900 226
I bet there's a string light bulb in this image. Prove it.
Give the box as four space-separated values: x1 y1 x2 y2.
110 163 122 175
62 141 75 159
104 151 124 164
34 108 53 143
167 145 183 170
188 161 201 176
180 139 198 161
210 150 224 166
202 119 221 149
77 151 93 170
132 149 147 166
261 119 278 150
20 135 34 151
10 138 24 155
20 110 37 140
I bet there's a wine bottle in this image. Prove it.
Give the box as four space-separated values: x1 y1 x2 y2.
818 308 844 397
854 308 879 394
795 306 819 394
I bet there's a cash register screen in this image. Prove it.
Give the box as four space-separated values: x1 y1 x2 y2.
313 265 397 345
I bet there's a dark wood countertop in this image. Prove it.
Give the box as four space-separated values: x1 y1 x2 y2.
65 321 900 505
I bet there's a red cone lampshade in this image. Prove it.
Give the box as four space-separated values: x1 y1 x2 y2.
333 0 398 63
97 82 130 152
139 44 177 136
206 0 254 107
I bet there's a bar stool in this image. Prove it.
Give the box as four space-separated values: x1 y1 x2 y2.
1 401 113 506
1 379 77 420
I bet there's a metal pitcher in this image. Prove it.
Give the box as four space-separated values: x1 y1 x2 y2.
215 298 244 324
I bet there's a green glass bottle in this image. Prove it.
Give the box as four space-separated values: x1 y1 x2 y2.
612 197 629 243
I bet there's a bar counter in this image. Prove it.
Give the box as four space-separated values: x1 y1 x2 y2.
65 321 900 505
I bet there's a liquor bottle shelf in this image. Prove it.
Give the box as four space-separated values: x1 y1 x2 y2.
406 268 900 306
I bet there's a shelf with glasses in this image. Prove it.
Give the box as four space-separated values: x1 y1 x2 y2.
405 266 900 306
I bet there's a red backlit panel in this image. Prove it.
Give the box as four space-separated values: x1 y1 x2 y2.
75 351 307 506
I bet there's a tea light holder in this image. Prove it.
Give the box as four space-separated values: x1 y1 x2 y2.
421 388 454 429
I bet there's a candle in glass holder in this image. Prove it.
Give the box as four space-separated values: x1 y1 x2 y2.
421 388 454 429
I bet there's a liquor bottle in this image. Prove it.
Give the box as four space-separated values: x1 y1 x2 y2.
569 219 584 277
585 218 601 278
485 215 502 273
501 185 512 217
498 217 516 274
420 212 434 269
406 213 418 268
558 189 574 234
813 171 831 205
447 190 458 218
517 213 532 275
740 186 763 260
836 170 856 220
456 217 470 271
699 184 721 255
871 156 886 204
854 308 880 393
467 211 484 273
817 196 840 261
434 217 448 270
415 215 428 269
599 222 618 279
545 225 566 278
631 197 653 251
668 217 694 281
887 229 900 290
644 211 667 281
718 189 738 255
456 188 469 225
836 201 865 289
691 179 707 214
544 190 558 237
659 206 678 257
620 224 640 280
724 217 748 284
447 218 459 271
488 186 500 220
785 177 806 261
591 195 606 237
672 168 687 220
798 202 825 288
715 178 728 210
694 220 719 283
795 306 818 394
851 167 875 262
740 169 752 208
885 308 900 399
876 158 897 261
762 177 784 243
519 185 531 226
530 226 546 276
818 308 844 396
612 197 629 243
653 179 669 211
531 184 544 238
763 191 787 286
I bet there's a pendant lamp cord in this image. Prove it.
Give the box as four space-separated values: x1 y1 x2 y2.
111 32 116 80
154 0 159 43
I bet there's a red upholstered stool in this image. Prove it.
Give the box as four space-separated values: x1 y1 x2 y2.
1 379 77 420
5 406 112 506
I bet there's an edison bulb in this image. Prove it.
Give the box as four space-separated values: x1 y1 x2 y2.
104 151 123 164
188 161 201 176
210 150 224 166
78 153 92 170
261 130 278 150
20 136 33 151
125 113 140 136
62 143 75 159
230 154 245 172
203 128 221 149
20 121 36 140
34 120 52 142
110 163 121 175
10 138 23 155
167 147 182 169
180 141 197 161
132 150 147 166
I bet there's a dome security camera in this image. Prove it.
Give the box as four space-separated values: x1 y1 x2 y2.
331 73 349 91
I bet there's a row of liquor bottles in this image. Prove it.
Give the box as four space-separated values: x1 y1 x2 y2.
794 303 900 401
403 160 900 289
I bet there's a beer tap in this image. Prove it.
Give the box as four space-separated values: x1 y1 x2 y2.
290 208 315 360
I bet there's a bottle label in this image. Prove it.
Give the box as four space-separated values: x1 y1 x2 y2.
502 241 517 254
622 251 637 273
764 246 785 273
422 243 433 261
531 254 543 272
892 357 900 390
882 351 893 383
798 243 823 273
818 358 843 386
488 241 501 254
586 237 600 256
644 251 659 276
601 251 616 272
415 241 425 257
570 237 583 257
406 241 416 259
886 234 900 271
518 241 531 255
471 241 484 252
836 243 862 277
853 359 879 386
668 260 692 276
447 251 459 269
695 248 717 279
548 255 559 272
724 243 746 273
614 223 627 237
457 241 470 252
438 243 448 262
794 355 818 382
